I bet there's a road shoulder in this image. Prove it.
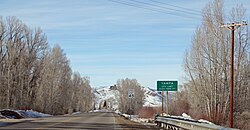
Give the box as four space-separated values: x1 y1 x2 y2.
113 113 160 130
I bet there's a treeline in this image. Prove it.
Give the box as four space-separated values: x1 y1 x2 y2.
183 0 249 129
0 16 93 115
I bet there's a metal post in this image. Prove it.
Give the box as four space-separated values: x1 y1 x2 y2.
166 91 168 115
162 91 164 116
130 98 131 119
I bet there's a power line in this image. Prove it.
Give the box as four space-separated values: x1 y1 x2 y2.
130 0 201 16
108 0 180 16
149 0 201 14
108 0 201 20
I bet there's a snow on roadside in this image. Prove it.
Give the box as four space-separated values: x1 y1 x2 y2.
182 113 192 119
161 113 214 125
198 119 214 124
0 114 6 119
90 110 102 113
131 117 154 123
0 109 51 119
123 112 214 126
72 112 81 115
16 110 52 118
121 113 130 119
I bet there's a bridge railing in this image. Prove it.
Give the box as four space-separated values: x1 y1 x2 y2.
155 115 239 130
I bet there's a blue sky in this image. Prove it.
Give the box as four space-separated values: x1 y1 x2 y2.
1 0 249 88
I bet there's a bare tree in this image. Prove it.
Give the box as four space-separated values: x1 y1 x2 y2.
117 78 144 114
0 16 93 115
184 0 249 127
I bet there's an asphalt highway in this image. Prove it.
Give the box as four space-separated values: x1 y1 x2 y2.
0 112 160 130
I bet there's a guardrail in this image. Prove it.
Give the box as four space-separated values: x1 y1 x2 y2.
155 116 239 130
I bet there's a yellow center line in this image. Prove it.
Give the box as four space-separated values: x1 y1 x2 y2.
35 116 82 130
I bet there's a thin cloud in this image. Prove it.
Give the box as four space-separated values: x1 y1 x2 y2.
1 0 248 88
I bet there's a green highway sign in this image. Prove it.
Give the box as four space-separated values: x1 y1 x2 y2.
157 81 178 91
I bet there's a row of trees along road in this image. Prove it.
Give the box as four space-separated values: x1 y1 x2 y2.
184 0 249 128
0 16 93 115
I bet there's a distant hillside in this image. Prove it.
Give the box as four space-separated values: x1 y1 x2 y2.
94 86 162 110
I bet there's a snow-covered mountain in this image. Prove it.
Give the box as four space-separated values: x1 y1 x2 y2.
94 86 162 110
142 87 162 107
94 86 120 110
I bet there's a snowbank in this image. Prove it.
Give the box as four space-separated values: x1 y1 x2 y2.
127 112 214 125
132 117 155 123
0 109 51 119
17 110 51 118
0 114 7 119
72 112 81 115
198 119 214 124
160 113 214 125
0 109 23 119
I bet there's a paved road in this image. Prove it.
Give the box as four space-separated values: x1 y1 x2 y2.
0 112 160 130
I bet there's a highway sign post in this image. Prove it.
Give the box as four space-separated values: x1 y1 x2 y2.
128 89 134 119
157 81 178 115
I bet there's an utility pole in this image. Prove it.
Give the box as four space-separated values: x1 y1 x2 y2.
221 21 247 128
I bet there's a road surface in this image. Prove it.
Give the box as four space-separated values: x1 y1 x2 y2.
0 112 160 130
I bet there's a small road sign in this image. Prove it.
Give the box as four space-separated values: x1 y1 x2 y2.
128 89 135 98
157 81 178 91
